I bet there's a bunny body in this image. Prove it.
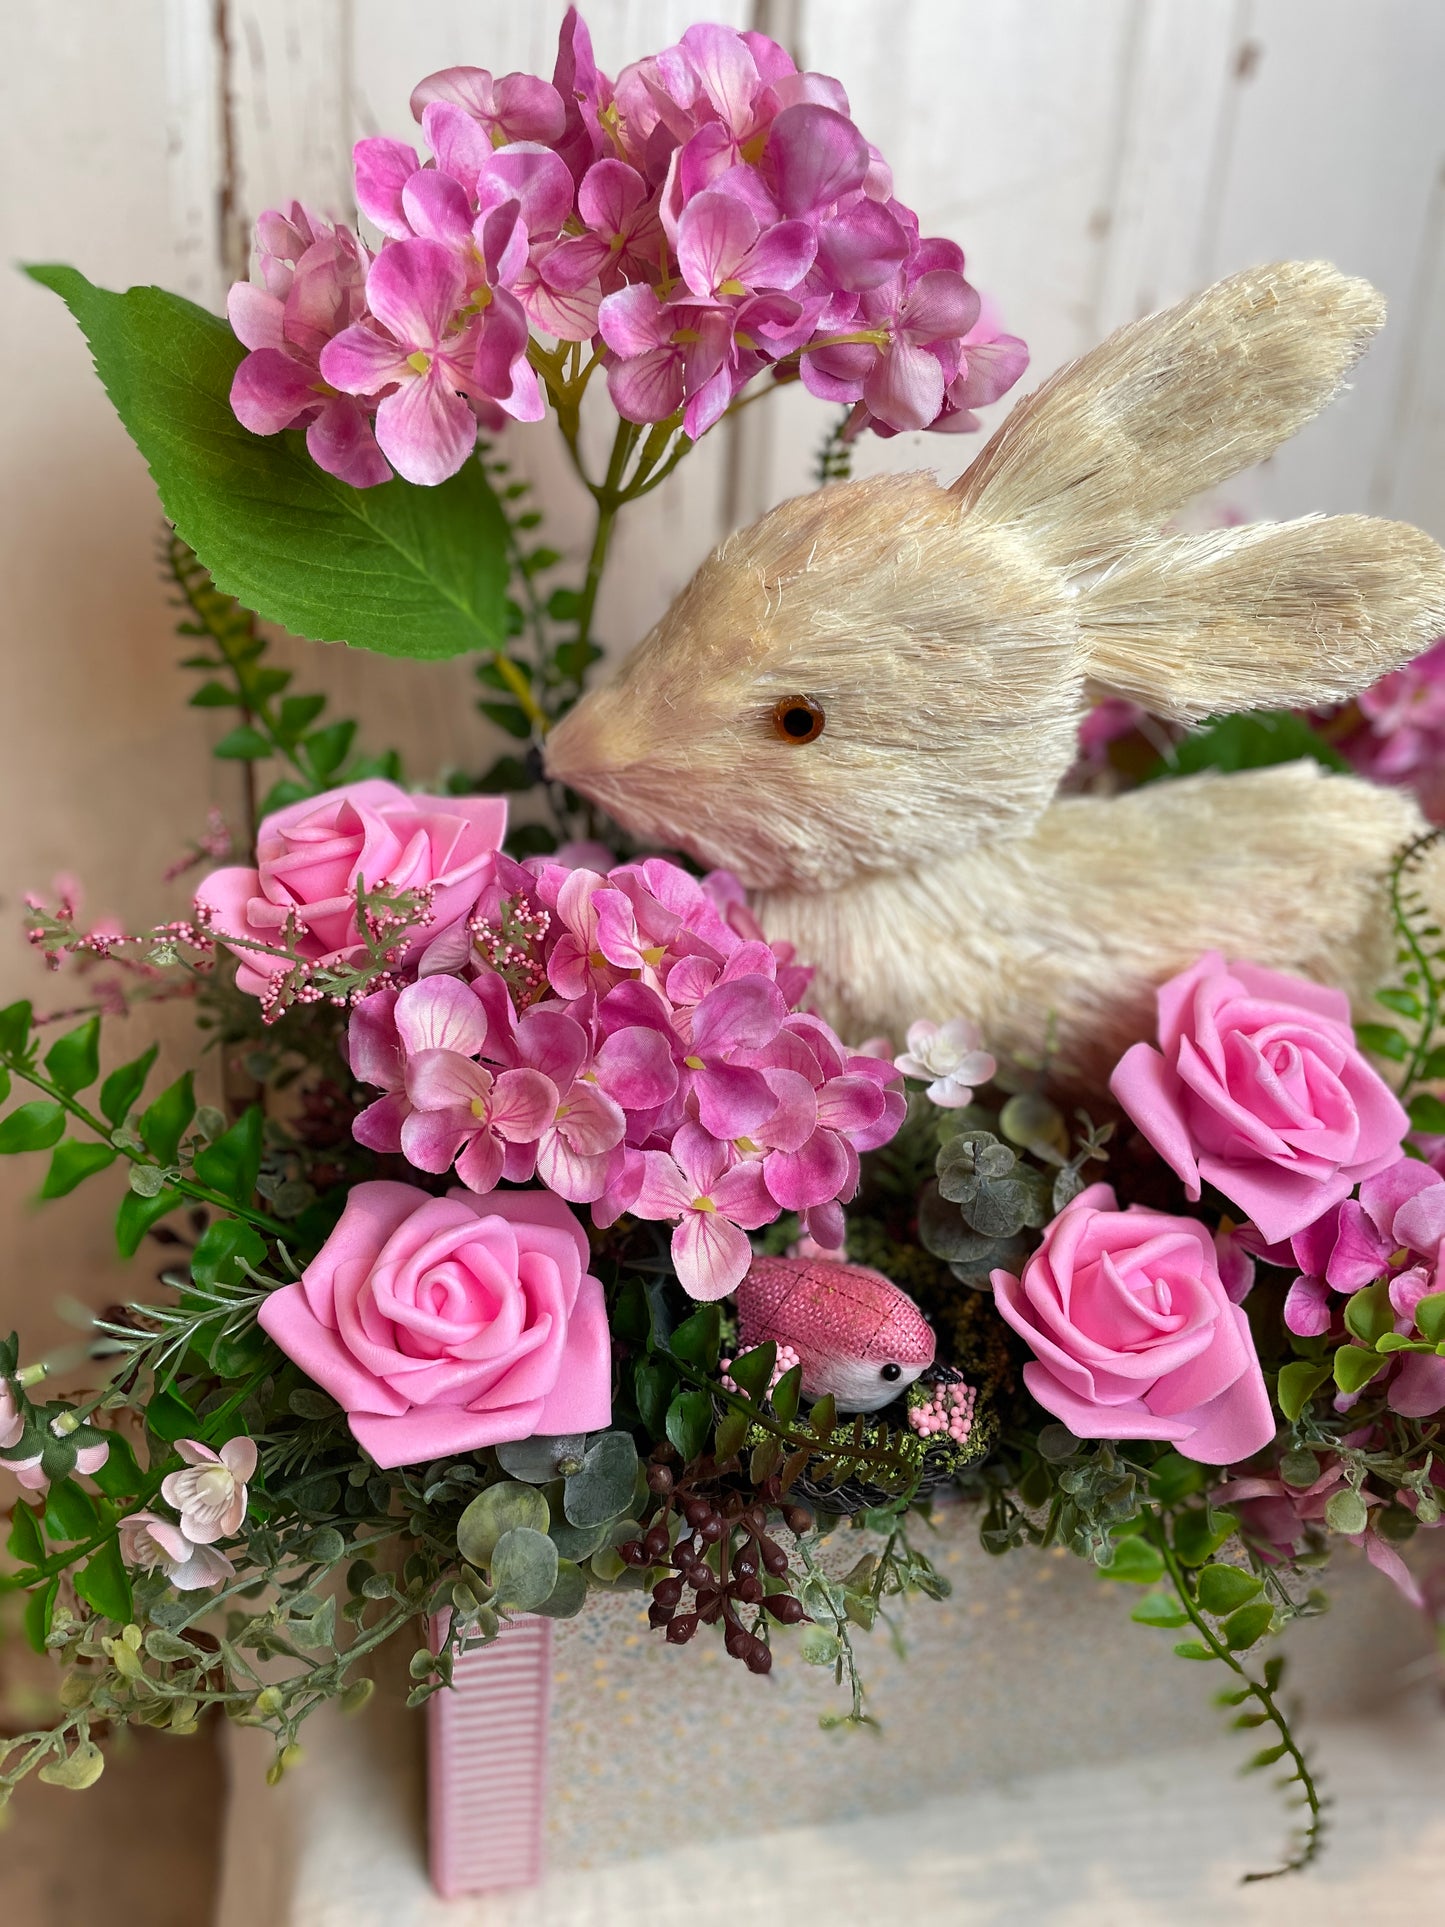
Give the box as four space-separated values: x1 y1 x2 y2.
547 264 1445 1077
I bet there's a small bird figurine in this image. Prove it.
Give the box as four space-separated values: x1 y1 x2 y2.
736 1255 937 1413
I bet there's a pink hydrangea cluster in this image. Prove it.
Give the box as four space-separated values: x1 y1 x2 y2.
226 8 1025 486
346 850 904 1301
1334 634 1445 823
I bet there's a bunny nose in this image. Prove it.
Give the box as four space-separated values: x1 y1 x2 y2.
545 689 643 786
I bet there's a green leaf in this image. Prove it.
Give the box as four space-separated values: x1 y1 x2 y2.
490 1526 560 1612
727 1343 777 1403
189 1216 266 1289
632 1359 676 1435
140 1072 195 1165
1414 1292 1445 1344
29 268 512 660
144 1386 197 1442
810 1393 838 1440
1355 1022 1408 1062
669 1305 722 1372
74 1538 133 1624
771 1364 802 1427
1099 1536 1165 1584
1222 1601 1274 1650
1196 1564 1264 1616
276 692 327 739
43 1478 99 1542
40 1139 118 1200
1324 1488 1370 1535
1277 1358 1332 1423
1344 1277 1395 1347
562 1432 638 1529
479 700 533 739
43 1015 101 1095
39 1741 106 1790
1332 1344 1386 1394
304 719 356 777
1130 1591 1189 1628
1148 710 1348 782
213 723 272 760
0 999 33 1057
1173 1507 1236 1568
665 1389 712 1463
534 1559 588 1620
89 1433 143 1500
1408 1091 1445 1135
23 1577 59 1654
1172 1640 1216 1661
192 1105 263 1203
115 1185 183 1257
189 679 241 708
6 1501 43 1567
1422 1045 1445 1082
1147 1451 1209 1506
99 1043 158 1127
0 1100 65 1154
1378 986 1424 1020
456 1482 549 1570
495 1433 587 1485
714 1408 751 1461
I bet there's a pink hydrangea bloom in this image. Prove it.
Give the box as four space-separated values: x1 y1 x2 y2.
992 1183 1275 1465
1339 635 1445 822
257 1180 612 1467
197 779 507 1002
344 850 906 1293
225 8 1025 482
1253 1155 1445 1418
227 203 391 488
1110 952 1408 1246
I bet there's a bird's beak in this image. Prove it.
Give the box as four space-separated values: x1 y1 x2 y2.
922 1361 967 1385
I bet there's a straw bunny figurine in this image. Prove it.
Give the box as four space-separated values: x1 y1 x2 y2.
546 262 1445 1085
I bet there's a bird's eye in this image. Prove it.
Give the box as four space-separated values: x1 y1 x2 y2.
880 1362 902 1382
771 694 826 744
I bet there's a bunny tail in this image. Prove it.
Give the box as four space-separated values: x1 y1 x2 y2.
950 261 1384 572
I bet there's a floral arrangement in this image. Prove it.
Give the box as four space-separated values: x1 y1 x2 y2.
3 8 1443 1890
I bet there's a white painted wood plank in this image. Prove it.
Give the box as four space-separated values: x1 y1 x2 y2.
1194 0 1445 525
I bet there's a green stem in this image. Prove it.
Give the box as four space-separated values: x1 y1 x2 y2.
0 1049 287 1240
1146 1517 1324 1879
1391 828 1445 1100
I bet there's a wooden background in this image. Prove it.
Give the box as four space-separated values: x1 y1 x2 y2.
4 0 1445 1343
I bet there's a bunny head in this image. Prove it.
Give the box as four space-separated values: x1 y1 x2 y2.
544 474 1081 889
547 263 1445 891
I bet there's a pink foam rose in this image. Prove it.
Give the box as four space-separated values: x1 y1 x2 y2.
991 1182 1275 1465
1110 952 1408 1246
197 779 507 998
257 1180 611 1467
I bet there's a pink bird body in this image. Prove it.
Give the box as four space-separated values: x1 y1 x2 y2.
735 1256 936 1413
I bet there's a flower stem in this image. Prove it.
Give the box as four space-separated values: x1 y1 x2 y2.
1145 1516 1325 1880
0 1049 288 1242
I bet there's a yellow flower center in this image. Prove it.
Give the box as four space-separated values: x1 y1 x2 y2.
641 945 667 967
406 350 432 376
470 1097 489 1120
692 1194 716 1213
683 1055 705 1071
717 277 747 297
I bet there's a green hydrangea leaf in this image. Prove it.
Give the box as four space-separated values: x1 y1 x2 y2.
0 1101 65 1154
40 1140 118 1200
28 266 512 661
99 1042 158 1127
1196 1564 1263 1616
42 1015 101 1095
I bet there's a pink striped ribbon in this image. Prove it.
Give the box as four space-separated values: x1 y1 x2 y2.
428 1612 553 1897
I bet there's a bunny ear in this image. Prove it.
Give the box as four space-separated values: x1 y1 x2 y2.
1077 517 1445 720
951 261 1384 568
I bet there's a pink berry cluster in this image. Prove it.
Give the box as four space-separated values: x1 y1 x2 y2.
226 7 1026 487
719 1344 801 1396
347 850 904 1301
909 1380 977 1445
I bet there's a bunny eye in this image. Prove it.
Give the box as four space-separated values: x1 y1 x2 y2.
772 694 826 744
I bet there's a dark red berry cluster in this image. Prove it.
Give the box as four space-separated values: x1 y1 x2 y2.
618 1459 813 1674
